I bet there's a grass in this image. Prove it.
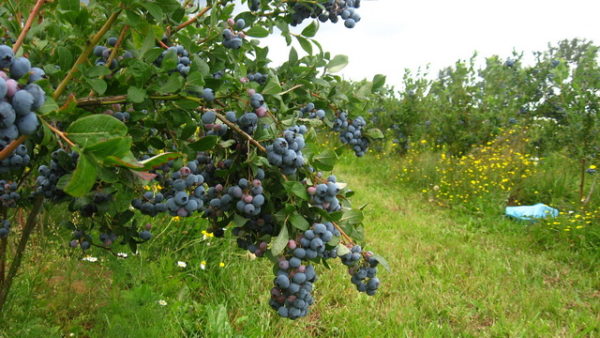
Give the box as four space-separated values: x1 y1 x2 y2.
0 154 598 337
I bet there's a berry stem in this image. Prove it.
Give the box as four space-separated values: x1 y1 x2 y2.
12 0 46 54
53 9 123 100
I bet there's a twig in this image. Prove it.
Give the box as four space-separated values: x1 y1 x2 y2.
277 84 303 96
0 135 27 162
88 25 130 97
40 118 75 147
214 112 266 152
53 9 122 100
331 221 354 245
172 6 212 34
12 0 46 54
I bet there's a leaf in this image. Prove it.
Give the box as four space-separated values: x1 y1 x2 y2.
296 35 312 55
336 244 351 257
233 214 248 227
67 114 127 148
340 209 364 225
246 26 269 38
283 181 309 201
372 74 386 92
189 136 219 151
127 86 147 103
38 97 59 115
85 137 132 159
138 152 183 171
63 154 97 197
59 0 79 10
271 224 289 256
371 253 391 272
141 2 163 20
301 21 318 37
312 149 337 171
159 73 184 94
366 128 384 140
262 76 282 95
327 55 349 73
289 212 309 231
288 47 298 64
86 78 107 95
86 66 112 78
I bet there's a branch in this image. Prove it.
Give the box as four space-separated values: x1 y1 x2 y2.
75 94 267 152
172 6 212 34
12 0 46 54
53 9 122 100
0 135 27 162
332 221 354 245
40 118 76 147
214 112 266 152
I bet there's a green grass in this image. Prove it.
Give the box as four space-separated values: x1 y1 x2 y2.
0 154 598 337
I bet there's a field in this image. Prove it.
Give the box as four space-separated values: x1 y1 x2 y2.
2 154 598 337
0 1 599 337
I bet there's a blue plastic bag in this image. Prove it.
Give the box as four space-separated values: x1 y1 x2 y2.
505 203 559 221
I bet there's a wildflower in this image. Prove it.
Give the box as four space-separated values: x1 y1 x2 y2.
200 260 207 270
158 300 167 306
219 262 225 268
82 256 98 262
117 252 128 258
172 216 181 222
177 261 187 268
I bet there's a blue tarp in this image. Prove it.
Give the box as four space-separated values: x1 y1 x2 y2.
505 203 559 221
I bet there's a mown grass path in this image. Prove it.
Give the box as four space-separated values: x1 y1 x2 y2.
275 156 599 337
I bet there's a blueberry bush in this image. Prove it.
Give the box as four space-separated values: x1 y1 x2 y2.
0 0 386 318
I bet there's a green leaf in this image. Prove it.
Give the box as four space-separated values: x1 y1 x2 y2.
85 136 132 159
301 22 318 38
289 212 310 231
271 224 289 256
366 128 384 140
189 136 219 151
336 244 351 257
262 76 282 95
288 47 298 64
372 74 386 92
159 73 184 94
127 86 147 103
296 35 312 55
59 0 79 11
312 149 337 171
38 97 59 115
283 181 309 201
246 26 269 38
138 152 183 171
233 214 248 228
327 55 349 73
141 3 163 20
371 253 391 272
340 209 364 225
86 66 112 78
67 114 127 148
63 154 97 197
86 78 107 95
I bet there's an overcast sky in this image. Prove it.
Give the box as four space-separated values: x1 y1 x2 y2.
259 0 600 89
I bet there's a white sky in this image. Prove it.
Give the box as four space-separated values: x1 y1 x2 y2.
259 0 600 89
